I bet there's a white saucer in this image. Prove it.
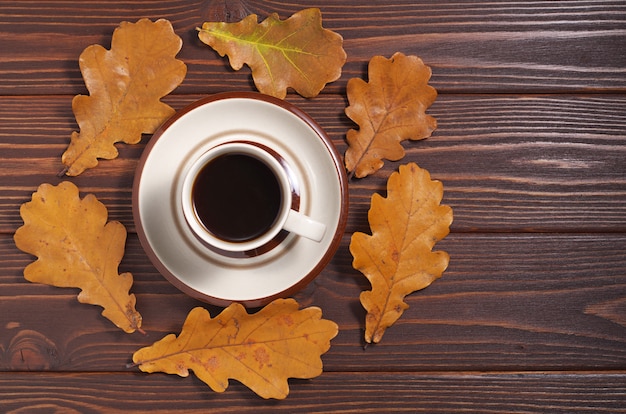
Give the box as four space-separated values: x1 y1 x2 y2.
133 92 349 307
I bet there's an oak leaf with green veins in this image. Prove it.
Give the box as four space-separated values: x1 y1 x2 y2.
13 181 142 333
61 18 187 176
198 8 346 99
132 299 338 399
350 163 452 344
345 53 437 178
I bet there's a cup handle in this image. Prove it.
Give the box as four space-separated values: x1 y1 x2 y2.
283 209 326 242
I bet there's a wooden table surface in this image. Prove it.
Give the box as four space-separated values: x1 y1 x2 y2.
2 1 626 412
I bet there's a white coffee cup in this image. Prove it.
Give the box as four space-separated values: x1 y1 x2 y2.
180 141 326 255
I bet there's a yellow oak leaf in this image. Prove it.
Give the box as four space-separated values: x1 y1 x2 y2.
345 53 438 178
13 181 142 333
198 8 346 99
61 18 187 176
132 299 338 399
350 163 452 344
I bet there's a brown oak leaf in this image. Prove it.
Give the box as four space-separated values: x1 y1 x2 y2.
13 181 142 333
197 8 346 99
132 299 338 399
345 53 437 178
61 18 187 176
350 163 452 344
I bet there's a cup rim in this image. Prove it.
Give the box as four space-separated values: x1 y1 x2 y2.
132 91 349 308
180 141 293 253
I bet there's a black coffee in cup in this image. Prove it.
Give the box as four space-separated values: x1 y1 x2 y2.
191 153 282 242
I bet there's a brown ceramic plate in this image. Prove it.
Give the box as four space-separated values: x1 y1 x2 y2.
133 92 348 307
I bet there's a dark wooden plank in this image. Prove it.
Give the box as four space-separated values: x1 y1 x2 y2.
1 94 625 233
0 1 625 95
0 371 624 413
3 232 626 371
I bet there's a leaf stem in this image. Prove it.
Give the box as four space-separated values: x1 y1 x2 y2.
57 165 69 177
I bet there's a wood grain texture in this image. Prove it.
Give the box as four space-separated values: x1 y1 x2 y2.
0 371 624 413
1 94 625 233
3 233 626 371
1 0 625 410
0 1 624 95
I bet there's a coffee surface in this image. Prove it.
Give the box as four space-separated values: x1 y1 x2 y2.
192 153 282 242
